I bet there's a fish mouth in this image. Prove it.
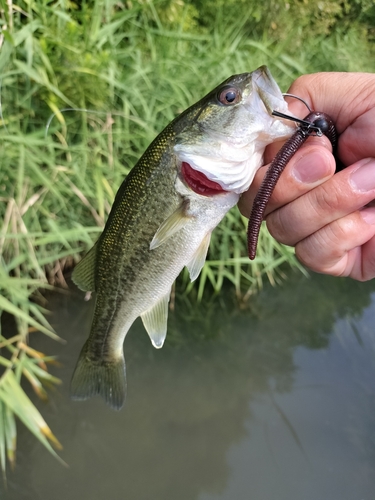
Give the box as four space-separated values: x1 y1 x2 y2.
251 66 289 116
181 161 226 196
177 67 295 197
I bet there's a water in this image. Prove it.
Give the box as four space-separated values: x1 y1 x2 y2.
2 273 375 500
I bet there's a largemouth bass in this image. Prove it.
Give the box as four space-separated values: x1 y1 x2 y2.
71 66 294 409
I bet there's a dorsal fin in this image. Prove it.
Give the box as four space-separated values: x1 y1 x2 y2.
71 244 97 292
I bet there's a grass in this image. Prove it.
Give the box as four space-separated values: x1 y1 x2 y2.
0 0 374 474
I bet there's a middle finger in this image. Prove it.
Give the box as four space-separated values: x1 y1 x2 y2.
266 158 375 246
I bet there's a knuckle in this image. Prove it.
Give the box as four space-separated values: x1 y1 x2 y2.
295 241 341 275
324 218 352 248
295 217 357 273
266 209 293 245
356 274 369 283
268 184 290 208
310 182 341 218
318 224 345 257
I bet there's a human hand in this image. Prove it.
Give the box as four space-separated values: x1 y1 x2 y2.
239 72 375 280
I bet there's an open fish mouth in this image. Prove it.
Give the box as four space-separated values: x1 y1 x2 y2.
178 67 294 196
250 66 289 116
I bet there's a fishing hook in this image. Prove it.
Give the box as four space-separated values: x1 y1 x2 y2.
247 94 338 260
282 93 312 112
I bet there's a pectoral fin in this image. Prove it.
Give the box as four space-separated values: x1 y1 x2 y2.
71 244 97 292
186 232 211 281
141 291 170 349
150 201 191 250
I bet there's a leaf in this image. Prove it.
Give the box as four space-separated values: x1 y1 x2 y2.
0 372 65 465
4 405 16 469
14 61 76 107
0 401 6 475
0 295 62 342
0 41 13 73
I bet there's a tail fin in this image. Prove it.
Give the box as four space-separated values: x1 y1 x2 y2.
70 342 126 410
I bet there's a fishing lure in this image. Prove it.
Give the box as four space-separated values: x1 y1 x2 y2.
247 95 338 260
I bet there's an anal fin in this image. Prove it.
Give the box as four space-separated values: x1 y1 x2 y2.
141 291 170 348
186 232 211 281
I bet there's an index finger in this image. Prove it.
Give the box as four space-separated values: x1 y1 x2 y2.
286 72 375 165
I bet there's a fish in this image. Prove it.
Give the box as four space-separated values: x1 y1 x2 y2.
70 65 295 410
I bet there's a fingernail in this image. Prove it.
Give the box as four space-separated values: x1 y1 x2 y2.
350 159 375 192
293 151 331 184
360 207 375 225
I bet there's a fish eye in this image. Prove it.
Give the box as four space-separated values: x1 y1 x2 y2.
218 87 241 106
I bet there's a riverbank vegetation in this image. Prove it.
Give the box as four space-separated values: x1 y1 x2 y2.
0 0 374 474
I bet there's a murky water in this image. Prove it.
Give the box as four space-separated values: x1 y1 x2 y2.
2 272 375 500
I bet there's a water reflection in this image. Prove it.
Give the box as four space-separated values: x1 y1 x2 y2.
2 273 375 499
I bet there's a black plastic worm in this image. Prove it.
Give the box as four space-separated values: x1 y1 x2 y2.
247 111 337 260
